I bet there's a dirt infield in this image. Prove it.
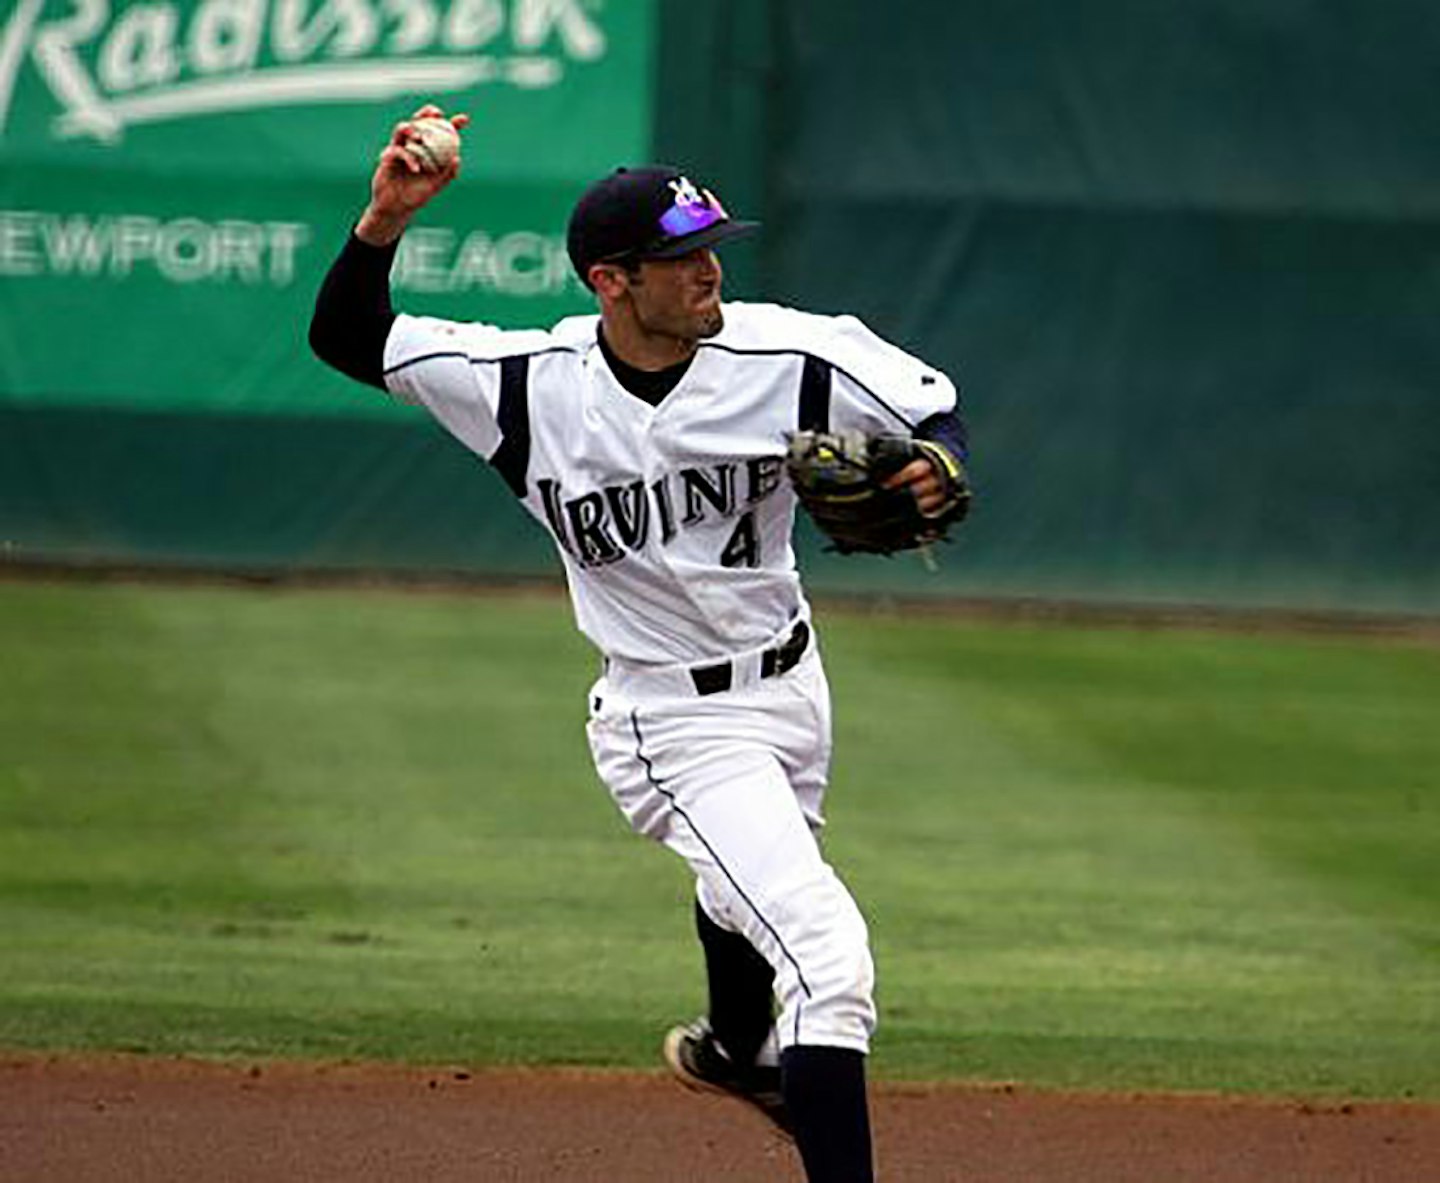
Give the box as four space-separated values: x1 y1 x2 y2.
3 1056 1436 1182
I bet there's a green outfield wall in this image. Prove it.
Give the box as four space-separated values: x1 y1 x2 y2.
2 1 1437 614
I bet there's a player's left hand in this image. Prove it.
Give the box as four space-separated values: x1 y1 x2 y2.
786 430 970 555
881 454 951 517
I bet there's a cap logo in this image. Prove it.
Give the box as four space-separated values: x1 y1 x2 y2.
658 177 726 240
668 177 704 206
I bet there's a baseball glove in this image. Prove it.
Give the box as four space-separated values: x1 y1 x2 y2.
785 429 971 555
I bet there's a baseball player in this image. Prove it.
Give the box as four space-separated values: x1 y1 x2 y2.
310 105 969 1183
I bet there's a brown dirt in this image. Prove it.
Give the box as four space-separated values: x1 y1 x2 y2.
2 1055 1436 1182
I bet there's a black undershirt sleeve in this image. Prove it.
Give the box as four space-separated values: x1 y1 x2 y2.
914 408 969 463
308 231 399 391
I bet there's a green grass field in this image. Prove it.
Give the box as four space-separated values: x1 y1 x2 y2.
1 579 1437 1099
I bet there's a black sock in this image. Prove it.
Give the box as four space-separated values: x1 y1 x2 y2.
780 1045 874 1183
694 901 776 1066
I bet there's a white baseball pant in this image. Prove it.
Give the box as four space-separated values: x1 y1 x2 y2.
586 629 876 1054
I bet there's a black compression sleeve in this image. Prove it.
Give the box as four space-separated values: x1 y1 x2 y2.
308 231 399 391
915 407 969 462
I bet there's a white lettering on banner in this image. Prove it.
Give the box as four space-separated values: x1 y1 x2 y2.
393 225 583 296
0 208 308 284
99 4 182 92
0 208 581 298
0 0 609 143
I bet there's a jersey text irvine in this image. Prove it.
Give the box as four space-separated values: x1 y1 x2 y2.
537 457 785 568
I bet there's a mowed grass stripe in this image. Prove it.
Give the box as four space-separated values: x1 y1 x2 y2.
1 580 1436 1098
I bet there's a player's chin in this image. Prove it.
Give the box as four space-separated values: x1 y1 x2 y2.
694 305 724 338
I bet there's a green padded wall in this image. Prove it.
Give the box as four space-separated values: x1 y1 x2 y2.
3 1 1436 615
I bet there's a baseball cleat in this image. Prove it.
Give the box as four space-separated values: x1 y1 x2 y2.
663 1017 793 1139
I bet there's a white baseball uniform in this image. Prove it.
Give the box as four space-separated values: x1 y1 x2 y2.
382 301 958 1053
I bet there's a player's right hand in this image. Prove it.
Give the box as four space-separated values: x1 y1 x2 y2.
357 104 470 245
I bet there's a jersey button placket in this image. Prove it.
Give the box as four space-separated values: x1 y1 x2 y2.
644 416 682 574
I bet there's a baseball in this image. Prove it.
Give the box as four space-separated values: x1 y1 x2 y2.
404 116 461 171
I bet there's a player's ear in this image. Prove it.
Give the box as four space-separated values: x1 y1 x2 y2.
588 263 628 298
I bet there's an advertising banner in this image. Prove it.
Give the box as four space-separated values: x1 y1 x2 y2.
0 0 654 414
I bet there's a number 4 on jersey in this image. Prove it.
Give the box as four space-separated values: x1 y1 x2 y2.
720 511 759 568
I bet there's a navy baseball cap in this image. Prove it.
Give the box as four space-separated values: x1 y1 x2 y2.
567 166 759 282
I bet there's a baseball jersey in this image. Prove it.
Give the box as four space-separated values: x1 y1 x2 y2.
382 303 957 666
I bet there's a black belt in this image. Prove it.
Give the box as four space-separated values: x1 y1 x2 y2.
690 621 811 696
